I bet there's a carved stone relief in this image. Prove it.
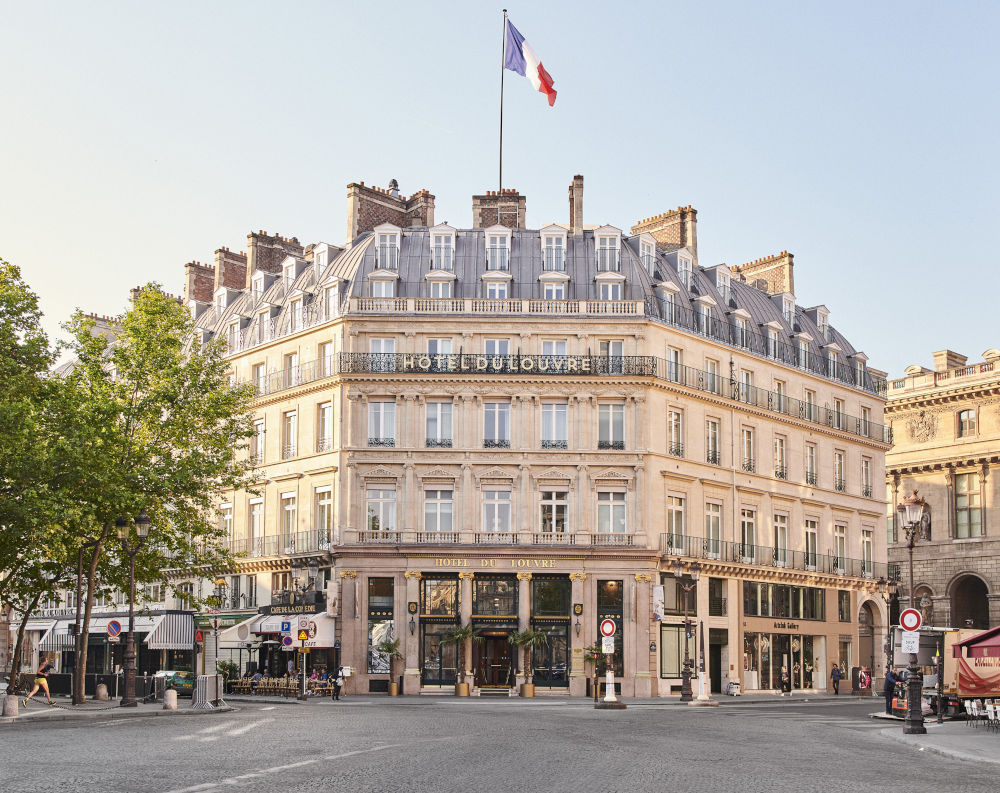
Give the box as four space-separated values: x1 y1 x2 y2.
906 410 938 442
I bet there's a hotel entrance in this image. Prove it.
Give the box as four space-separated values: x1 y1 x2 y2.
475 632 514 687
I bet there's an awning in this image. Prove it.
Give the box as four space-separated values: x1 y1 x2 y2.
218 614 261 648
145 613 195 650
15 619 55 643
301 614 336 649
41 620 76 652
953 626 1000 659
89 615 160 634
252 615 286 634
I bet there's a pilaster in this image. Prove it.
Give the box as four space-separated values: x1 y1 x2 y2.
403 571 421 694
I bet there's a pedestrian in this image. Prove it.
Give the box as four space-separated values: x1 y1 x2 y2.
333 666 344 701
22 656 56 707
780 667 791 696
830 662 843 695
883 668 899 715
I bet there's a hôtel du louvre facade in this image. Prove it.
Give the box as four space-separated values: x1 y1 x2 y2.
182 175 896 696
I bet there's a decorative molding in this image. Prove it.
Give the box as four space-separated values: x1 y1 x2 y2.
362 465 398 480
475 465 515 481
569 572 587 582
339 570 358 579
591 468 633 482
516 572 533 581
403 570 422 580
420 466 458 480
906 410 939 442
458 571 475 580
634 573 652 583
534 467 572 481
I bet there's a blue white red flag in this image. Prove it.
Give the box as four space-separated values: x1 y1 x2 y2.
503 19 557 107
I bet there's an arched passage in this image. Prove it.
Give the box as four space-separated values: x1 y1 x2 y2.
950 574 990 630
858 601 877 673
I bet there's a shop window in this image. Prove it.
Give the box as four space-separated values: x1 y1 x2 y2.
531 577 570 617
708 578 726 617
421 623 458 686
659 625 685 678
597 580 624 672
368 577 395 674
421 577 458 617
660 573 697 617
473 575 517 617
531 623 569 687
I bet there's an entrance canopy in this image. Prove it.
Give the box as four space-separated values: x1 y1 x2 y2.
145 612 195 650
953 626 1000 659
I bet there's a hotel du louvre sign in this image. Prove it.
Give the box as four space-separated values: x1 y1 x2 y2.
340 352 655 377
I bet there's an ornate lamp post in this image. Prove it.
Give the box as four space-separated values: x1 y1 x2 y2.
897 490 927 735
672 557 701 703
118 509 151 708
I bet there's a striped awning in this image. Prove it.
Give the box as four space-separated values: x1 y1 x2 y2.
14 619 55 643
89 615 159 634
41 620 76 651
145 613 195 650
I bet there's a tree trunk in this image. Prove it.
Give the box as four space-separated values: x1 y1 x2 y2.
73 534 105 705
7 591 42 692
72 546 85 704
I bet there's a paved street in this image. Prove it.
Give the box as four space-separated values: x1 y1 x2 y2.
2 697 995 793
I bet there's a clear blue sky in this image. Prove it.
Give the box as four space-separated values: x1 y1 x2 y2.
2 1 997 377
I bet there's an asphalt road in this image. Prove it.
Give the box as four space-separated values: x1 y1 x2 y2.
2 698 992 793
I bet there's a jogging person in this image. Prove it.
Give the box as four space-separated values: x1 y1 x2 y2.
22 657 56 707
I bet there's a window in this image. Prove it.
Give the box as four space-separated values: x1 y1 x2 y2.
376 232 398 269
666 496 684 550
422 578 458 617
540 491 567 533
280 492 297 537
705 502 721 557
483 489 512 532
177 582 194 607
600 340 624 374
317 401 333 452
662 291 675 323
805 444 817 485
774 514 788 566
543 236 565 270
432 234 454 270
366 488 396 532
805 519 818 569
666 348 682 383
958 409 976 438
782 297 795 326
429 280 452 299
370 337 395 354
861 406 871 437
697 304 711 335
323 286 338 319
833 398 845 430
426 401 453 448
484 402 510 448
248 498 263 544
640 240 655 272
542 282 565 300
251 362 266 393
838 591 851 622
817 312 829 339
833 525 846 571
741 428 755 472
225 322 239 352
283 352 299 387
667 410 683 457
424 490 454 533
428 338 453 355
597 492 626 533
220 504 233 541
775 380 786 412
862 529 873 576
314 487 332 543
541 403 568 449
705 419 720 464
805 389 816 421
773 435 787 479
474 576 517 616
598 403 625 449
251 418 265 464
282 411 297 458
372 279 395 298
370 337 396 372
739 370 753 401
288 298 302 332
955 472 982 538
318 341 333 377
367 577 395 674
677 258 692 289
369 401 396 447
740 509 756 560
542 340 567 357
486 281 508 299
827 350 838 376
716 271 731 303
861 458 872 497
855 360 866 386
766 329 778 358
834 451 846 491
734 318 749 348
487 234 509 270
485 338 509 356
599 282 621 300
798 339 810 369
597 237 619 271
706 359 721 395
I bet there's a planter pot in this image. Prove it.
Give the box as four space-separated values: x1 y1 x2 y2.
520 683 535 698
454 682 470 697
388 682 399 697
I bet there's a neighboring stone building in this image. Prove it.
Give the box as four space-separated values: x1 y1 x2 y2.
885 349 1000 631
167 174 892 696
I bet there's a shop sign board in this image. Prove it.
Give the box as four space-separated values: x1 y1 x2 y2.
297 616 310 631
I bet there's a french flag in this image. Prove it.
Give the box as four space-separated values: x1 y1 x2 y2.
504 19 557 107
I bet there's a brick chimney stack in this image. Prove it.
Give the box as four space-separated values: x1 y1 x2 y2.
471 189 526 229
568 175 584 236
345 180 436 244
214 247 248 294
630 206 698 256
245 231 304 288
184 261 215 305
729 251 794 295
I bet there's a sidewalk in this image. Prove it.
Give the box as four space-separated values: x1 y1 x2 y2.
880 721 1000 766
1 696 233 727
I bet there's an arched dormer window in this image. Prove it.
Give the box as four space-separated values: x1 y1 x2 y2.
374 223 401 270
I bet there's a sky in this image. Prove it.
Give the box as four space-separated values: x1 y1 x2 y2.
2 1 997 377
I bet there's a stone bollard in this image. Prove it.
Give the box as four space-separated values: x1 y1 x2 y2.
163 689 178 710
95 683 109 701
2 695 18 717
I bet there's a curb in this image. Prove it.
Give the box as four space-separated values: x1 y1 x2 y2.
879 727 1000 767
0 705 235 727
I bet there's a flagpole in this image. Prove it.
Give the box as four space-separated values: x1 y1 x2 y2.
499 9 507 193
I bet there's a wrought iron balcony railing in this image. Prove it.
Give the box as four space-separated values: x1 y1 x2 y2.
368 437 395 448
425 438 453 448
742 458 755 473
541 439 568 449
598 440 625 450
706 449 720 465
668 442 684 458
774 465 787 480
483 439 510 449
805 471 817 486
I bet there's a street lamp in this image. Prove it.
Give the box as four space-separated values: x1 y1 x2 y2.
896 489 927 735
672 557 700 703
118 509 151 708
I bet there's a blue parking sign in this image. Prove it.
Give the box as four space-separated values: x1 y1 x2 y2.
281 620 291 633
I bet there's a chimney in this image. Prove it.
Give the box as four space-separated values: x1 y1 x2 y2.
214 247 248 293
932 349 968 372
345 180 436 244
729 251 794 296
471 188 526 229
245 231 304 288
568 175 584 236
184 261 215 305
630 206 698 256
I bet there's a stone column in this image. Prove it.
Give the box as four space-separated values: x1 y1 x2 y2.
569 572 587 697
517 572 532 685
576 465 588 542
634 465 645 544
460 463 473 538
633 573 653 697
519 464 531 537
459 572 475 685
403 571 421 694
403 462 417 539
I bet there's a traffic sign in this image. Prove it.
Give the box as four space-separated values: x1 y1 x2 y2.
601 636 615 654
281 621 291 634
297 629 309 641
194 630 204 644
900 608 922 632
281 635 294 647
107 636 120 644
901 631 920 654
107 620 122 637
297 616 310 630
209 618 221 631
600 619 617 637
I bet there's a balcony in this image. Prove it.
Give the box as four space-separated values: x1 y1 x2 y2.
659 533 899 580
230 530 331 558
341 529 647 548
369 437 395 448
541 439 568 450
774 465 787 480
668 442 684 458
598 440 625 450
425 438 453 448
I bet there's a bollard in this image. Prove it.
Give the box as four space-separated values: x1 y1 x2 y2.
163 689 178 710
95 683 109 701
2 695 18 717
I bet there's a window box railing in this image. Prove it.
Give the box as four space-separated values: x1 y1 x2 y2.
741 458 755 473
542 439 568 449
368 437 395 448
862 484 873 498
774 466 787 480
316 437 333 453
669 442 684 458
706 449 720 465
805 471 817 485
834 479 846 492
282 443 297 459
483 439 510 449
426 438 453 448
598 440 625 450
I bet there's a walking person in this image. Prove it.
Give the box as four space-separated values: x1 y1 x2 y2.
883 668 900 715
22 656 56 707
830 662 843 695
780 667 791 696
333 666 344 701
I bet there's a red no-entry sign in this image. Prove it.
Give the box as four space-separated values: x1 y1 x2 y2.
600 619 617 637
900 608 922 632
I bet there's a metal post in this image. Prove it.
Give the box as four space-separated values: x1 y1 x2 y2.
903 533 926 734
121 550 137 707
937 635 944 725
499 9 507 192
680 585 693 703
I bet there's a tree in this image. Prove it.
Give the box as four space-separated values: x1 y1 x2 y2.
509 628 549 687
61 285 257 704
440 624 483 688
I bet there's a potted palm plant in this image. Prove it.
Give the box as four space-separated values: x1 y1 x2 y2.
440 623 482 696
375 637 403 696
511 628 549 698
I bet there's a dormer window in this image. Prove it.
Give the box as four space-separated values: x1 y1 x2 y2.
543 282 566 300
216 293 226 314
639 240 655 273
487 233 509 270
677 257 692 289
429 281 452 299
598 282 621 300
543 235 565 271
697 303 712 335
716 271 731 303
734 317 749 347
798 340 809 368
225 322 239 353
817 312 829 340
855 360 866 386
826 350 838 375
289 298 303 333
251 275 264 304
486 281 508 299
376 231 399 270
597 237 619 271
430 224 456 270
782 296 795 326
372 280 395 298
767 328 777 358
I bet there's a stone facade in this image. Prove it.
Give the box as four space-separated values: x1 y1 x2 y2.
885 348 1000 630
629 206 698 255
730 252 795 296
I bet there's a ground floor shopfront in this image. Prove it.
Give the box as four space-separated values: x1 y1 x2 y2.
215 607 339 679
332 547 888 697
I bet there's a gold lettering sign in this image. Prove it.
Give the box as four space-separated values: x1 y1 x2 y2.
434 557 557 568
